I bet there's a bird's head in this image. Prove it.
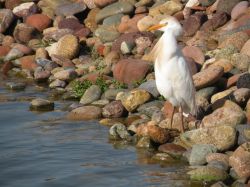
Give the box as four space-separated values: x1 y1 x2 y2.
147 16 183 37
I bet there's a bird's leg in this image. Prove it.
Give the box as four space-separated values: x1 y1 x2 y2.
180 106 184 133
170 106 175 129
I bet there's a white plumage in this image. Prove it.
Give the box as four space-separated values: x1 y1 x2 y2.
148 16 197 132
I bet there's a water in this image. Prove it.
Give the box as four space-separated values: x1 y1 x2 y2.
0 79 203 187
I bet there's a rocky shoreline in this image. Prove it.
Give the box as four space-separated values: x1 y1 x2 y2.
1 0 250 186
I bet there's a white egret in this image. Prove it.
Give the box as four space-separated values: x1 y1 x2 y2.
148 16 197 132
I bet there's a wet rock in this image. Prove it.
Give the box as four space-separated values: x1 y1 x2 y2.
5 82 26 90
55 2 86 16
95 2 134 23
152 153 176 162
237 73 250 89
113 59 150 84
202 100 246 128
117 89 151 112
36 58 58 71
182 46 205 65
180 125 236 151
49 79 66 89
193 66 224 90
54 69 77 81
182 12 207 37
13 23 40 44
231 53 250 72
241 39 250 57
136 136 153 148
34 67 51 82
0 9 14 33
210 181 228 187
229 142 250 178
189 144 217 166
231 1 249 21
13 2 39 18
201 12 228 32
138 80 159 98
67 106 102 120
235 125 250 145
25 14 52 32
218 32 249 51
188 166 228 182
80 85 102 105
102 100 127 118
109 123 132 140
158 143 186 159
30 98 54 111
94 26 120 42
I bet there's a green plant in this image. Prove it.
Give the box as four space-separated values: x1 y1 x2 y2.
132 78 147 87
95 77 109 92
111 79 127 89
71 80 92 98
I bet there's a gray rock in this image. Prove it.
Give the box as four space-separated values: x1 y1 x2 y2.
207 160 229 171
189 144 218 166
103 14 124 26
80 85 102 105
109 123 132 141
235 125 250 145
30 98 54 111
49 79 66 88
55 2 86 16
36 58 58 71
103 88 127 100
137 100 163 117
94 26 120 42
5 82 26 90
120 41 135 54
196 87 217 100
139 80 159 98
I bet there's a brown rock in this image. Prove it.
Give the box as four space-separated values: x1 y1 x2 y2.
231 1 249 21
2 35 15 46
26 14 52 32
0 46 11 57
13 23 40 44
58 18 83 32
158 143 186 158
206 153 229 166
216 0 241 14
84 8 100 32
200 12 228 32
118 14 145 33
67 106 102 120
0 9 15 33
229 142 250 178
102 100 127 118
227 73 244 88
5 0 22 10
94 0 117 8
185 57 198 75
20 55 38 71
162 101 178 118
193 66 224 90
12 43 33 55
182 46 205 65
241 39 250 57
210 59 233 73
1 61 13 75
113 59 151 84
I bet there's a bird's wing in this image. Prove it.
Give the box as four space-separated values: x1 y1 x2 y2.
148 36 164 62
172 55 197 115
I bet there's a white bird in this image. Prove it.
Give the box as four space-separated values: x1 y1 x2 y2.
147 16 197 132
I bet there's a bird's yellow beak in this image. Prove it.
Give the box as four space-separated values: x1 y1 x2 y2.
147 23 168 31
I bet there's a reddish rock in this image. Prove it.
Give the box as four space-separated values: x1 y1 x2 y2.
225 14 250 36
200 12 229 32
0 46 11 57
58 18 84 32
34 68 51 82
206 153 229 166
20 55 38 70
118 14 145 33
158 143 186 157
227 73 245 88
94 0 117 8
13 2 39 18
1 61 13 75
13 23 40 44
135 6 148 14
12 44 33 55
241 39 250 57
74 27 91 38
182 12 208 37
231 1 249 21
2 35 15 46
51 55 75 67
182 46 205 65
229 142 250 178
113 59 151 84
80 73 112 83
67 106 102 120
25 14 52 32
102 100 128 118
5 0 22 10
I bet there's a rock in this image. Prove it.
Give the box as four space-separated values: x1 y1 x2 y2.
94 26 120 42
202 100 246 128
138 80 159 98
36 58 58 71
109 123 132 140
92 99 110 107
206 153 229 167
54 69 77 81
103 88 126 100
0 9 14 33
231 1 249 21
232 88 250 107
4 48 24 62
137 16 158 32
13 2 39 18
182 13 207 37
103 13 123 26
200 12 228 32
30 98 54 111
95 2 134 23
94 0 117 8
158 143 186 159
231 53 250 72
49 79 66 88
152 153 176 162
196 87 217 100
35 48 48 60
229 142 250 178
0 46 11 57
5 0 22 10
67 106 102 120
34 67 51 82
180 125 236 151
120 41 135 54
136 136 153 148
189 144 218 166
216 45 239 60
235 125 250 145
241 39 250 57
210 181 228 187
25 14 52 32
1 61 13 75
149 0 183 17
210 87 237 104
199 0 215 7
16 55 37 71
113 59 150 84
58 18 84 32
84 8 99 31
216 0 241 14
13 23 40 44
135 36 152 55
117 89 151 112
182 46 205 65
118 14 145 33
188 166 228 182
43 28 74 41
237 73 250 89
55 2 86 16
80 85 102 105
102 100 127 118
210 59 233 73
5 82 26 90
137 100 163 117
218 32 249 51
193 66 224 90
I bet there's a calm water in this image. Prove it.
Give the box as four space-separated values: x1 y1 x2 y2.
0 79 203 187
